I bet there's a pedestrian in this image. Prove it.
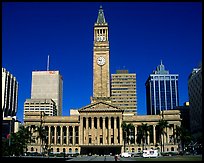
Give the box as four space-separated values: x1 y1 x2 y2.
114 154 118 161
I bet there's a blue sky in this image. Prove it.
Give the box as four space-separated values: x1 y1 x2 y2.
2 2 202 123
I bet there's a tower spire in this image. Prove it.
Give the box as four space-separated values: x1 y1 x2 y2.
96 5 106 24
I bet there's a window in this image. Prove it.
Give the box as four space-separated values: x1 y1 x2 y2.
100 137 103 144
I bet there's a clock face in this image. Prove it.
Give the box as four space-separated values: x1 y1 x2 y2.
96 36 105 42
97 56 105 66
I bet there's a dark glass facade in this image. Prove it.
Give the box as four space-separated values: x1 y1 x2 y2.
145 62 179 115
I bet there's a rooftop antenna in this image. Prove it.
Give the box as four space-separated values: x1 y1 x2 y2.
47 55 50 71
161 59 163 65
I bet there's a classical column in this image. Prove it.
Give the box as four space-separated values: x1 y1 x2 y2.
119 118 123 144
91 118 94 144
48 126 51 145
97 117 100 144
135 125 137 144
147 131 150 145
114 117 117 144
164 127 167 146
86 117 89 144
80 117 83 145
60 126 63 145
153 125 156 145
173 125 176 144
66 126 69 145
102 117 106 144
54 126 57 145
108 117 111 144
73 126 75 145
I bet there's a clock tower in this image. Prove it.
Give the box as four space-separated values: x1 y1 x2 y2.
92 6 110 103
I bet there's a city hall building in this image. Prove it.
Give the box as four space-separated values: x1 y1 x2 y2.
24 6 181 155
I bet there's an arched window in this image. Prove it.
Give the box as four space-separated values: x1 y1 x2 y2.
63 148 66 153
171 147 174 151
69 148 72 153
138 148 141 153
31 147 34 151
57 148 59 152
132 148 135 153
75 148 78 153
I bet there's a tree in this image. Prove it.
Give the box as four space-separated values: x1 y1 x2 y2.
174 125 192 154
2 125 33 156
137 123 150 151
34 125 47 155
157 119 169 153
121 122 134 152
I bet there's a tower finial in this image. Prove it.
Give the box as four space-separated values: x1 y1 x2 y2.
161 59 163 65
47 55 50 71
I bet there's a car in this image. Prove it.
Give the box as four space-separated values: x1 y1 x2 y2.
121 152 131 158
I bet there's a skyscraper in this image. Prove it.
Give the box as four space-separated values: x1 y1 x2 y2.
31 70 63 116
111 70 137 115
188 62 202 141
2 68 18 118
145 61 179 115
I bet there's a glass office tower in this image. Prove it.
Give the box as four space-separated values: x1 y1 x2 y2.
145 61 179 115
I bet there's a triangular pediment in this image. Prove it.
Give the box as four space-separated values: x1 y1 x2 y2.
78 101 123 112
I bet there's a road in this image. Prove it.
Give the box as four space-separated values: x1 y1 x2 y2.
66 155 136 161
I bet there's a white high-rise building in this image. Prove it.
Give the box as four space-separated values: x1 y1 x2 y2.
31 71 63 116
24 98 57 118
2 68 18 118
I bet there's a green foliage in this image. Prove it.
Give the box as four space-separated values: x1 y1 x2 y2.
34 125 49 155
121 122 134 152
174 125 192 153
157 119 169 152
136 123 151 151
1 125 33 156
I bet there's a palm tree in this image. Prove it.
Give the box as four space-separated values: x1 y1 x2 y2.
34 125 47 154
157 119 169 153
121 122 134 152
137 123 150 151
